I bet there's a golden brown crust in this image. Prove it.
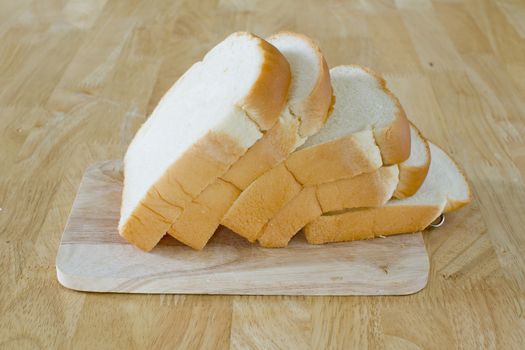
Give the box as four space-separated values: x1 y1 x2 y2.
239 33 291 131
221 113 301 190
304 205 443 245
342 64 411 165
317 166 398 212
120 173 189 250
269 31 333 137
373 92 411 165
221 163 302 242
257 166 399 248
285 130 383 186
258 187 322 248
167 179 240 250
119 209 174 252
394 124 431 199
394 164 428 199
444 198 471 213
297 54 332 137
171 131 247 196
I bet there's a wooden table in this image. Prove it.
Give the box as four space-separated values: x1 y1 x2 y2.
1 0 524 348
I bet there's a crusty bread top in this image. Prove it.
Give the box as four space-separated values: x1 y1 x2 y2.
268 32 333 138
238 32 291 131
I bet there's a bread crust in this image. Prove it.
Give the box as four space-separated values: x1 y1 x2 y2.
394 124 431 199
221 112 301 190
170 131 248 196
338 65 411 165
238 33 292 131
167 179 240 250
221 163 302 242
285 130 383 186
304 204 444 245
119 33 291 251
317 166 399 212
269 31 333 137
371 79 411 164
258 187 322 248
444 197 471 213
373 105 411 165
257 166 399 248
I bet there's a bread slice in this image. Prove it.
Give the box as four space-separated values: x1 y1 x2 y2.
166 32 332 250
222 66 411 242
394 124 430 199
304 143 471 245
257 122 430 248
119 32 291 251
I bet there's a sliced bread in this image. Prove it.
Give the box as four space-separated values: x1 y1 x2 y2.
166 32 332 250
394 124 430 198
222 65 411 242
119 32 291 251
258 165 399 248
304 143 471 245
257 122 429 248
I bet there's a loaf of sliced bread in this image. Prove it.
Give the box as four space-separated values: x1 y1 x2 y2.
304 143 471 245
166 32 332 250
257 122 429 247
119 32 291 251
222 66 411 242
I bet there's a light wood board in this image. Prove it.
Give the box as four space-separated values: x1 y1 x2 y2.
56 161 429 295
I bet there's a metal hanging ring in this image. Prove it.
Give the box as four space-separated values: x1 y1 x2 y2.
429 214 445 228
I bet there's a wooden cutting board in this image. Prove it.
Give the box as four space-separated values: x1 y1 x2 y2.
56 161 429 295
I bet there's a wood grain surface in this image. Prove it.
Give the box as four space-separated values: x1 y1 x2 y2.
56 160 429 295
0 0 524 348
